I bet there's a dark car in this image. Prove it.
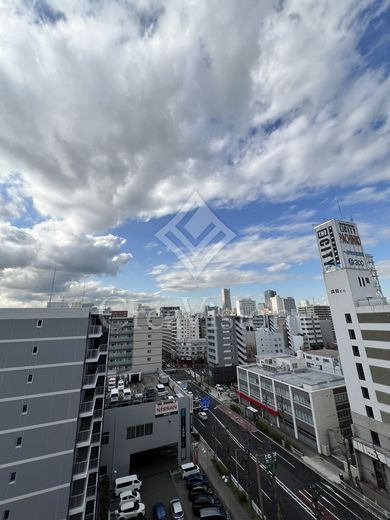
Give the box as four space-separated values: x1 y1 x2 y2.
152 502 168 520
186 474 209 489
192 494 221 516
188 484 213 501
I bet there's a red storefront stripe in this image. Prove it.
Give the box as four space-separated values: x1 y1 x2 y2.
236 390 279 417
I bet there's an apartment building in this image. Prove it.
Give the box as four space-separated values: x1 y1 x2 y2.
286 314 324 351
237 354 351 455
304 349 342 375
0 307 108 520
255 328 288 355
315 219 390 490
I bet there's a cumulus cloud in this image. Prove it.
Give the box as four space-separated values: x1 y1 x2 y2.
0 0 389 233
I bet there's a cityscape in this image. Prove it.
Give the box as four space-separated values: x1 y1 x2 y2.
0 2 389 520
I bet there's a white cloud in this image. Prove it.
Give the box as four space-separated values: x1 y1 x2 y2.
0 0 388 234
376 260 390 281
341 186 390 205
267 262 290 272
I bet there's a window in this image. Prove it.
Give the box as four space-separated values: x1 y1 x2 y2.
22 404 28 414
365 277 370 284
16 437 22 448
32 345 38 354
348 329 356 340
147 349 151 353
356 363 365 381
36 319 43 328
361 387 370 399
345 313 352 323
352 345 360 356
9 472 16 483
3 511 10 519
127 426 136 439
145 423 153 435
148 342 151 346
136 424 145 437
366 405 374 418
148 334 151 338
147 357 151 361
27 374 33 383
371 430 380 446
101 432 109 445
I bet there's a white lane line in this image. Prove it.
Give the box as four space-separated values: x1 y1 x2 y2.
319 486 359 518
321 483 348 502
277 452 295 468
300 489 341 520
197 420 205 427
250 431 264 444
262 490 272 501
216 438 222 445
230 456 245 472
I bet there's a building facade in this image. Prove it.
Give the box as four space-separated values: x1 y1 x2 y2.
236 298 257 317
315 219 390 490
237 355 351 455
304 349 342 375
255 328 288 355
221 288 232 312
264 290 277 311
0 307 108 520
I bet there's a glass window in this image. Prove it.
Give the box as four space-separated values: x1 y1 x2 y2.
352 345 360 356
136 424 144 437
9 472 16 483
361 387 370 399
145 423 153 435
345 313 352 323
348 329 356 340
370 430 380 446
365 406 374 418
32 345 39 354
356 363 365 380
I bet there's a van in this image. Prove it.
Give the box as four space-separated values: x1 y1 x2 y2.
156 384 167 396
110 388 119 402
114 474 143 496
123 388 131 400
180 462 200 480
119 489 141 504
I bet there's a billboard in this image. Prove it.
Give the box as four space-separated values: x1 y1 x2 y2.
315 220 367 272
155 400 178 416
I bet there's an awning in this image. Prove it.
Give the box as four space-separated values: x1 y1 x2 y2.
236 390 279 417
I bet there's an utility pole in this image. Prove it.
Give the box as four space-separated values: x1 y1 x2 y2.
255 453 265 519
308 484 324 520
266 451 282 520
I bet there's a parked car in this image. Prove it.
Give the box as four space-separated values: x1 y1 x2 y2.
152 502 168 520
114 474 142 496
198 411 208 421
192 495 221 516
186 474 209 489
180 462 200 479
117 379 125 392
119 490 141 505
115 500 145 519
199 506 228 519
188 484 213 501
170 498 185 520
108 376 116 389
215 384 223 391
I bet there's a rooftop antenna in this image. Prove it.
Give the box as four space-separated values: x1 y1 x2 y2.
336 198 343 220
48 264 57 305
81 280 86 304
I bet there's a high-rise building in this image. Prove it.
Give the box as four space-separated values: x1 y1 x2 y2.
286 314 324 351
236 298 257 316
159 306 180 319
221 288 232 311
315 219 390 490
264 289 276 310
282 296 296 315
0 307 108 520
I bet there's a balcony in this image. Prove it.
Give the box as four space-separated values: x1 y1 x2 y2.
82 365 106 388
85 343 108 362
68 493 84 510
88 325 102 338
72 460 88 478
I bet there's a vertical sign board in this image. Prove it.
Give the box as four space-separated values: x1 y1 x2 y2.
315 220 367 272
181 408 186 449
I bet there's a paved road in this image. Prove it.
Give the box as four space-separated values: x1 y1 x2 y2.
189 382 379 520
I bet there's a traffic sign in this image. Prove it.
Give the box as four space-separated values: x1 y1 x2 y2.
200 396 212 410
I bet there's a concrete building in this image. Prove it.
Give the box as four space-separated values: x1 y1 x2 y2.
264 290 277 311
221 288 232 312
255 328 288 355
286 315 324 351
270 295 296 315
304 349 342 375
108 311 133 374
0 307 108 520
253 315 267 329
236 298 257 317
206 309 247 383
315 218 390 490
159 306 180 319
132 315 163 372
298 304 336 345
237 354 352 455
100 370 192 479
175 339 207 365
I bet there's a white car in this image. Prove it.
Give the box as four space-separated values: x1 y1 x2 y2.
118 379 125 392
115 500 145 519
119 490 141 505
198 411 208 421
215 384 223 391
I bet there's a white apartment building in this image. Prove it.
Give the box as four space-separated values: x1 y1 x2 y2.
175 339 207 363
132 315 163 372
286 315 324 351
270 296 296 315
237 354 351 455
255 328 288 355
176 314 201 341
304 349 342 375
236 298 257 317
315 219 390 490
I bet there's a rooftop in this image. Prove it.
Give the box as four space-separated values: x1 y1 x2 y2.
304 349 340 358
240 363 345 391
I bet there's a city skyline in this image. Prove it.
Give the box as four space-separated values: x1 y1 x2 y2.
0 1 389 308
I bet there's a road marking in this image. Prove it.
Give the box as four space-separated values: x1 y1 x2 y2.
276 452 295 468
319 486 360 519
250 431 264 444
197 420 205 427
216 437 222 445
299 489 341 520
262 490 272 501
230 456 245 472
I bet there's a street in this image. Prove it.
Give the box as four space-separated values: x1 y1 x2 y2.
189 382 380 520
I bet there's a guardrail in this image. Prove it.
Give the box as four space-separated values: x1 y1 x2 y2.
339 482 390 519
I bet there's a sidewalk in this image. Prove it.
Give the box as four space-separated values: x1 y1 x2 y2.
198 440 252 520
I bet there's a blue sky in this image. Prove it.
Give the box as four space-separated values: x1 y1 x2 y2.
0 0 389 308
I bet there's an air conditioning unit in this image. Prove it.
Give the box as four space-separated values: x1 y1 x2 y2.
321 444 331 456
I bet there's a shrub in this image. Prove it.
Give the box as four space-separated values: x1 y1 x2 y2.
230 403 242 414
237 489 247 503
213 459 228 476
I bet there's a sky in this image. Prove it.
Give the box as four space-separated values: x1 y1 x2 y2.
0 0 389 310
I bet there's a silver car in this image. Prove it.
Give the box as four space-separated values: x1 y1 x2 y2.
170 498 185 520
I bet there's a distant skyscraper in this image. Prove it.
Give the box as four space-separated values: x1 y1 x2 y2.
221 288 232 311
264 289 276 310
315 218 390 491
236 298 257 316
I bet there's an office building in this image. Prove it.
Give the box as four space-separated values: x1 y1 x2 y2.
315 218 390 490
159 306 180 319
255 328 288 355
304 349 342 375
236 298 257 317
237 354 351 455
206 309 247 383
270 295 296 315
286 315 324 351
221 288 232 312
264 290 277 310
0 307 108 520
100 370 192 479
298 304 336 344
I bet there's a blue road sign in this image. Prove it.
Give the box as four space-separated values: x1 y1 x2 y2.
200 396 212 410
